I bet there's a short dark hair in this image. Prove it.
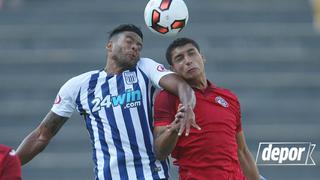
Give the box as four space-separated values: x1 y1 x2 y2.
166 37 200 65
108 24 143 40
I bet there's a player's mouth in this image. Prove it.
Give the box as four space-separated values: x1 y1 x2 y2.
127 53 138 60
187 67 198 73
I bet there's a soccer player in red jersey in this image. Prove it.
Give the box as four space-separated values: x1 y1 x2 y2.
0 144 22 180
153 38 261 180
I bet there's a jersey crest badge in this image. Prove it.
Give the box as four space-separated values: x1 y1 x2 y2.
54 95 62 104
156 65 166 72
215 96 228 108
124 71 138 85
153 166 162 172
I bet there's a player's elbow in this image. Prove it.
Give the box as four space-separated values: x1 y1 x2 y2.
31 125 54 148
155 151 168 161
16 127 53 165
154 147 169 161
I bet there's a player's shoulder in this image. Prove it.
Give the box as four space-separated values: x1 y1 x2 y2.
155 90 178 107
61 70 100 92
72 70 100 80
138 57 171 73
67 70 100 84
137 57 155 68
138 57 157 65
157 89 178 100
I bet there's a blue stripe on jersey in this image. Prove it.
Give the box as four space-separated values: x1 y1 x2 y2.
101 76 129 180
138 68 154 129
117 75 145 179
87 72 112 180
161 159 169 179
76 89 99 178
75 88 85 115
135 70 162 180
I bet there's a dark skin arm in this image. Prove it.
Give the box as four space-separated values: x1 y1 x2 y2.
16 111 68 165
237 131 260 180
159 73 200 136
154 105 184 160
154 124 179 161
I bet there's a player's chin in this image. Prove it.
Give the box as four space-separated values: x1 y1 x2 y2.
127 55 139 63
183 73 198 81
125 60 139 69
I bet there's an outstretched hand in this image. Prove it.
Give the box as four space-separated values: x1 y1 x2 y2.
174 104 201 136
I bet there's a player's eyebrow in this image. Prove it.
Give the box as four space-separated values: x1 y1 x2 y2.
186 48 196 53
125 35 143 48
173 53 183 61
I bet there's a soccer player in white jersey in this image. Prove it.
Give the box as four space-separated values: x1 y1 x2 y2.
16 24 200 180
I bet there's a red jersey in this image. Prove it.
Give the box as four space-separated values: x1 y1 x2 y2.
154 81 245 180
0 144 22 180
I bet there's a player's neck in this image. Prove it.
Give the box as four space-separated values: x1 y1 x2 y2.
104 58 124 75
104 66 123 75
189 74 207 90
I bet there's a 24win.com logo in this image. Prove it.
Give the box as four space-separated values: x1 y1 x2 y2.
256 142 316 165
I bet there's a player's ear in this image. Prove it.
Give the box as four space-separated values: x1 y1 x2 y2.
202 54 206 63
106 41 112 51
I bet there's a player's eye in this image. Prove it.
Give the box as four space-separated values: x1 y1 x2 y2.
136 43 142 51
126 39 133 44
187 50 196 56
174 55 184 63
188 52 195 57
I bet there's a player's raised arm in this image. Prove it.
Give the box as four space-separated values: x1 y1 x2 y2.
16 111 68 165
159 73 200 136
137 58 200 136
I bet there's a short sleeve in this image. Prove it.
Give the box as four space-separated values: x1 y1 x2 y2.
0 145 21 180
137 58 174 88
3 151 22 180
153 90 178 126
51 77 80 118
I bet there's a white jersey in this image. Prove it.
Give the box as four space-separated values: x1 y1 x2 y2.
52 58 172 180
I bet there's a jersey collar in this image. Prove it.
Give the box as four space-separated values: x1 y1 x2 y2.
193 80 216 94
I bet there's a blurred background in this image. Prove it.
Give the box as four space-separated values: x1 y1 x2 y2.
0 0 319 179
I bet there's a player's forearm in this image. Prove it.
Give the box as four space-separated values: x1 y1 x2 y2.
17 128 51 165
154 127 179 161
17 112 67 165
238 148 260 180
177 81 196 108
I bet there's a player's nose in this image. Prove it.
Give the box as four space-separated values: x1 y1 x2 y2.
185 56 193 65
131 44 139 52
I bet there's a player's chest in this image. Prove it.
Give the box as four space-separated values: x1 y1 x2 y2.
193 94 237 124
81 74 147 112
